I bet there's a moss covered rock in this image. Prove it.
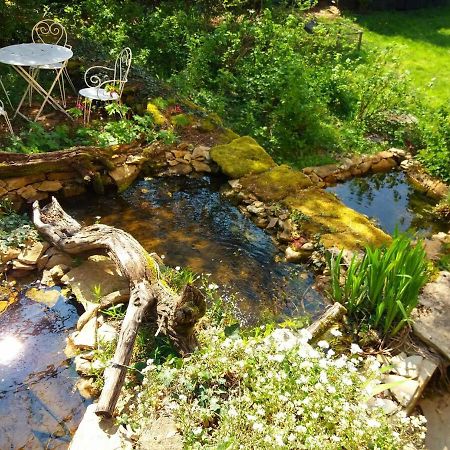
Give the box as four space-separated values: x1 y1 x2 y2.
284 188 391 251
210 136 276 179
240 165 313 202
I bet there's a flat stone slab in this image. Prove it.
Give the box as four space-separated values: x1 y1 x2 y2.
61 255 129 309
69 404 132 450
420 391 450 450
413 271 450 361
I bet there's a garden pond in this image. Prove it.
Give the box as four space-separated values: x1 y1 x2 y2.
0 170 446 449
326 171 448 236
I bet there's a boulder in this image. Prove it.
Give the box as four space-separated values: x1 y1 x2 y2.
18 241 49 265
47 171 78 181
138 416 183 450
72 316 98 349
97 323 118 344
192 161 211 173
37 180 63 192
5 174 45 191
1 247 20 263
284 188 391 251
240 165 313 202
371 158 397 173
210 136 276 179
61 255 129 308
109 164 140 192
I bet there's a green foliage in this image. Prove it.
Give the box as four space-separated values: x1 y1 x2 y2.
327 234 429 338
416 107 450 183
0 201 40 251
2 113 170 153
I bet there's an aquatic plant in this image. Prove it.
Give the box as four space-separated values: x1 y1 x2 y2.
328 234 428 338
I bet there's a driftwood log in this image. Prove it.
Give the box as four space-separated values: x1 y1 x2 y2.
307 302 347 341
32 197 206 418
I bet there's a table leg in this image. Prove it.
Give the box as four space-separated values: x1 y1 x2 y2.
12 65 72 121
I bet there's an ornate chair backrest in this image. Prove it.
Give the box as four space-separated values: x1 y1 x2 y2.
32 19 68 47
84 48 132 99
0 99 4 112
113 48 132 97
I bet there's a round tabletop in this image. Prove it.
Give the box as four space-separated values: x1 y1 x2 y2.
0 43 73 67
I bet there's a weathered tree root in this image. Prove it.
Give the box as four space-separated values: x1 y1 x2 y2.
32 197 206 418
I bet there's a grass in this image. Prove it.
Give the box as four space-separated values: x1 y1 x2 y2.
350 6 450 107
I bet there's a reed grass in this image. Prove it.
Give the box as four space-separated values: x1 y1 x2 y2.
328 234 428 337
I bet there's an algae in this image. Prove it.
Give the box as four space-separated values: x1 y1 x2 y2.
240 165 313 202
210 136 276 179
284 188 391 251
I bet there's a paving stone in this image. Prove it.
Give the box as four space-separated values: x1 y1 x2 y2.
413 271 450 360
384 374 420 407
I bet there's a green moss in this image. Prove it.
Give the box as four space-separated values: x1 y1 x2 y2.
210 136 276 179
171 113 193 128
284 188 391 251
217 128 240 145
240 165 313 202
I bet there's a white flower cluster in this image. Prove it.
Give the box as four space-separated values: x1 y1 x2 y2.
132 326 427 449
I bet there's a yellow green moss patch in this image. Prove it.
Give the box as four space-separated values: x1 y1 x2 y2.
216 128 240 145
284 188 391 251
146 103 166 126
240 165 313 202
210 136 276 179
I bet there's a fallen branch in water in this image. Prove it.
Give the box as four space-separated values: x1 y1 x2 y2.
33 197 206 418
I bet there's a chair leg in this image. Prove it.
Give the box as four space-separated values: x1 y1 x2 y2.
3 113 14 135
83 98 93 124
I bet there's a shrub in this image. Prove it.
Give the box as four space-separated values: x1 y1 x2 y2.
327 234 428 338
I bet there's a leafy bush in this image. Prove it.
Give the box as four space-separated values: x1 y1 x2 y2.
126 323 426 448
2 112 172 153
327 234 428 338
416 107 450 183
0 201 40 251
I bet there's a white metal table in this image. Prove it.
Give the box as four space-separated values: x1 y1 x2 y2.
0 43 73 121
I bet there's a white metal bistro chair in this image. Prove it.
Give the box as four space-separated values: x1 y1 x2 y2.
0 100 14 135
78 47 132 123
29 19 76 107
0 78 13 134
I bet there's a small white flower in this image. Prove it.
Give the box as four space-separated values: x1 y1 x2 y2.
192 427 202 435
367 418 381 428
252 422 264 432
317 340 330 349
330 328 342 337
274 434 284 446
350 343 363 354
229 406 238 417
175 266 181 271
208 283 219 290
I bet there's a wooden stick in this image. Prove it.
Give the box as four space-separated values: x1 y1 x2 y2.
307 302 347 341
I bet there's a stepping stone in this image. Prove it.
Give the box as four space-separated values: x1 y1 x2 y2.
413 271 450 361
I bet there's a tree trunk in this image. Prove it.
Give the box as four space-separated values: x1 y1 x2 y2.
32 197 206 418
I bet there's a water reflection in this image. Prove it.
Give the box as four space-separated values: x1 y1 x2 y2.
326 171 447 235
63 175 325 324
0 287 88 449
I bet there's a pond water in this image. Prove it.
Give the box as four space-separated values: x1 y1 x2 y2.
0 286 88 449
63 175 325 324
326 171 448 236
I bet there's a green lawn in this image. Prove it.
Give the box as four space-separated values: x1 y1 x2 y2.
350 6 450 107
